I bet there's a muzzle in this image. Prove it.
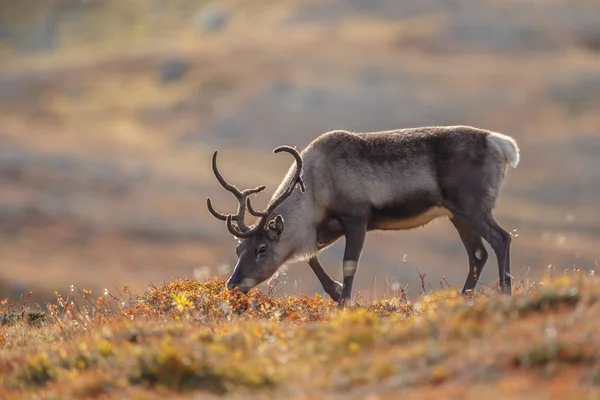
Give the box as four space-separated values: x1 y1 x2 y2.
226 269 256 293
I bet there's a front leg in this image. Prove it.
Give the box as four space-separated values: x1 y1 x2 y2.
339 215 368 307
305 217 344 302
308 256 343 303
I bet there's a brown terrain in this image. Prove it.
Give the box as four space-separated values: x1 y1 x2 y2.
0 0 600 303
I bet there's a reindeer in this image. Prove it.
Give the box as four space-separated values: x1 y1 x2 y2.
207 125 520 305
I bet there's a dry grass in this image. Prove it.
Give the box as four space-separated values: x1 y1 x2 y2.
1 269 599 399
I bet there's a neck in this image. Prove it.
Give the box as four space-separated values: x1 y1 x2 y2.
270 186 319 265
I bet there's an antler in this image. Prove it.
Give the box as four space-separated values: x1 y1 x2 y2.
206 146 305 239
231 146 305 238
206 151 266 232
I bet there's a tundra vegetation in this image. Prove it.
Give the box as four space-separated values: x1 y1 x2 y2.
1 269 600 399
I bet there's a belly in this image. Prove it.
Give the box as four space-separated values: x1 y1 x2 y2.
369 206 453 231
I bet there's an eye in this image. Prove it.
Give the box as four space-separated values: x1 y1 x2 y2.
257 245 267 256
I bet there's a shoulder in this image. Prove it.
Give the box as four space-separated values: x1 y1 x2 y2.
302 129 360 155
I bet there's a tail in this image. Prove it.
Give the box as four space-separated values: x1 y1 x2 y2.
487 132 520 168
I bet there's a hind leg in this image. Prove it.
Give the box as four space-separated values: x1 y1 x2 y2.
474 215 512 294
450 218 489 294
451 212 512 294
442 162 513 294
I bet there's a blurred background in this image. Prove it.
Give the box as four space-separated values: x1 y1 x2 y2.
0 0 599 303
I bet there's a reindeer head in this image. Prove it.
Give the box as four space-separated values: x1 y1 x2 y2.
206 146 305 294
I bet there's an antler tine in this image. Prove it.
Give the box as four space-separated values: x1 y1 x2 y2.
208 151 242 224
211 151 244 199
262 146 304 210
226 214 258 238
274 146 305 192
242 185 267 196
206 198 228 221
246 197 268 217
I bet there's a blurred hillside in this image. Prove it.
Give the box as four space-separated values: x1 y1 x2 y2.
0 0 599 302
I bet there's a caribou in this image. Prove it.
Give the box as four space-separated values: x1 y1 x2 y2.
207 125 520 305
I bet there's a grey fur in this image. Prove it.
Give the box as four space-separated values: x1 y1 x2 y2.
208 125 520 304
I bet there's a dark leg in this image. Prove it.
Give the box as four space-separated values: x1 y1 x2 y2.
450 218 489 294
308 256 343 303
454 213 512 294
306 218 345 302
338 216 368 306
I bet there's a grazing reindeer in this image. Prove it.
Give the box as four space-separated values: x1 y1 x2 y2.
207 125 520 305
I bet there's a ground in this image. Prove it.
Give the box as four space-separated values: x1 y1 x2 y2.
1 270 599 399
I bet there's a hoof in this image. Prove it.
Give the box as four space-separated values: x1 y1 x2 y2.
327 281 343 303
337 297 353 309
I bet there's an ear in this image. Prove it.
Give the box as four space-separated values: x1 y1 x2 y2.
267 215 284 241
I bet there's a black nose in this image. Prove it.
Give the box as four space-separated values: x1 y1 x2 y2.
226 280 239 291
226 279 252 294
